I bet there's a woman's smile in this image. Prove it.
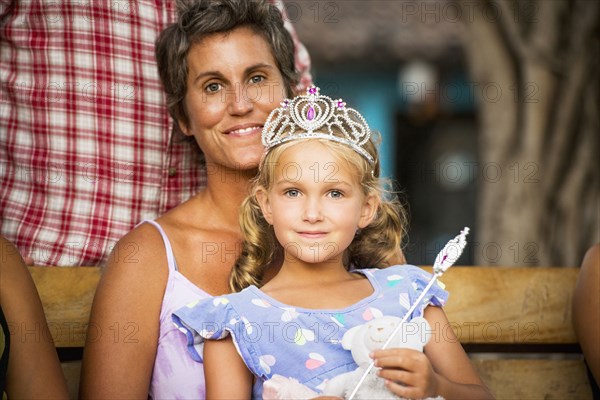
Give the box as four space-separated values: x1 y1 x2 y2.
224 123 264 137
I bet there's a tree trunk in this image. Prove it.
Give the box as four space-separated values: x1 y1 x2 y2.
460 0 599 266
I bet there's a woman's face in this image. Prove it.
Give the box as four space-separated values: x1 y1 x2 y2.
181 26 287 171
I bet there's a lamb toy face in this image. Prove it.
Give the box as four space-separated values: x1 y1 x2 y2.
341 315 431 368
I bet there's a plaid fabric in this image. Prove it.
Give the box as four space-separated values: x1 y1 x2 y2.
0 0 311 266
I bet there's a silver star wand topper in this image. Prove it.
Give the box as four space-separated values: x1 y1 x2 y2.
347 227 470 400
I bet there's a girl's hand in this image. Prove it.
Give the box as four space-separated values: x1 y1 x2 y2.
371 348 440 399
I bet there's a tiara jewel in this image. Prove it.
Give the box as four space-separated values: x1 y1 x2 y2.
262 86 374 164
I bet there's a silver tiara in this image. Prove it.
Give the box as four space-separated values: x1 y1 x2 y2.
262 86 374 164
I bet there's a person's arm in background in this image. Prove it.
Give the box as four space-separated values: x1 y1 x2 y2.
0 236 69 398
573 243 600 385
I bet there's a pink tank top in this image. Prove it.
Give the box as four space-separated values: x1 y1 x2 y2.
142 220 210 399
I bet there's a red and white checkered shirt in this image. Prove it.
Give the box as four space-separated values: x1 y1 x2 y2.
0 0 311 266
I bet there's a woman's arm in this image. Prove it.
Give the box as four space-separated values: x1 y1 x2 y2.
79 226 169 398
573 244 600 384
204 336 253 399
372 306 493 399
0 237 69 398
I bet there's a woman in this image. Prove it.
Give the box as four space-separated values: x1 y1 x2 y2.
80 1 406 398
79 1 305 398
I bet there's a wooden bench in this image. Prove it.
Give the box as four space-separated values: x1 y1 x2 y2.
426 266 592 399
29 266 593 399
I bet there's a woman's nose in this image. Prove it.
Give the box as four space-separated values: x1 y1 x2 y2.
227 84 254 115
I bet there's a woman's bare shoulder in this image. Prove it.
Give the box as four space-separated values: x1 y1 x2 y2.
81 223 169 398
99 222 171 298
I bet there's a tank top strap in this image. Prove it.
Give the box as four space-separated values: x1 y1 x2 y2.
138 219 179 272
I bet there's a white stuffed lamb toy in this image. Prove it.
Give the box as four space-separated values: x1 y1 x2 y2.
263 315 444 400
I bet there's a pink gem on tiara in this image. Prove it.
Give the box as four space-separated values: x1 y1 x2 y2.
308 86 318 95
281 99 290 108
337 100 346 109
307 105 315 120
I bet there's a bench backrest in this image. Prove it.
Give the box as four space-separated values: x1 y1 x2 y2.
29 266 592 399
430 266 591 399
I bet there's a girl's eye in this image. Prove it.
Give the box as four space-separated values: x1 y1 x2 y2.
285 189 300 198
249 75 265 84
329 190 343 199
205 83 222 93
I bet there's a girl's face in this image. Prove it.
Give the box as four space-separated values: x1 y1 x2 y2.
180 26 287 171
257 141 378 267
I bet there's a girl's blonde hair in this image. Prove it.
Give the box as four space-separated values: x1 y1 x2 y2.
230 133 408 292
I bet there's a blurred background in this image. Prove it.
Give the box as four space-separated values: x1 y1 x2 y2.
285 0 599 267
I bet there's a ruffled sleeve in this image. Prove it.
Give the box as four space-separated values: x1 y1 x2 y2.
172 296 257 371
384 265 448 319
404 265 449 318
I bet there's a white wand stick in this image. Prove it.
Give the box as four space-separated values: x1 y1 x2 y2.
347 227 470 400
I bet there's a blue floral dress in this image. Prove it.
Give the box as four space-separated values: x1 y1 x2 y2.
172 265 448 398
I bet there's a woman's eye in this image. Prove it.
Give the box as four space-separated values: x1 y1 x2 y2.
249 75 265 84
329 190 343 199
285 189 300 198
205 83 221 93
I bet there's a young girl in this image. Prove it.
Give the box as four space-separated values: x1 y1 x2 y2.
173 87 492 399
